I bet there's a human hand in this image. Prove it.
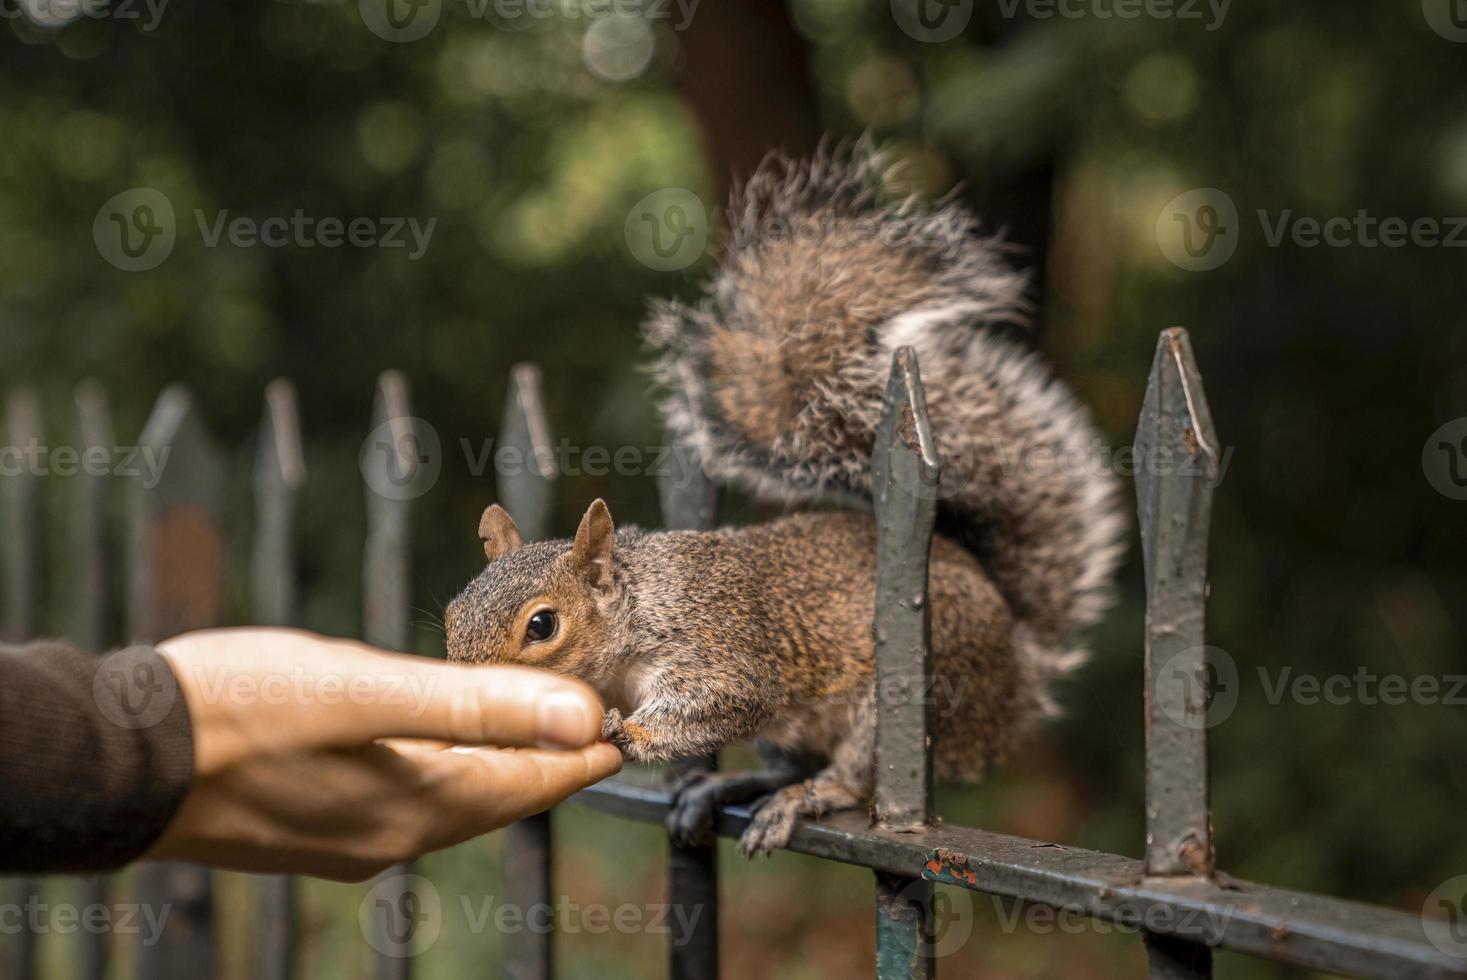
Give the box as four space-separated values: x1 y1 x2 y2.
147 627 620 881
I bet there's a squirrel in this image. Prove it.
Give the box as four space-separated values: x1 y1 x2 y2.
445 146 1126 856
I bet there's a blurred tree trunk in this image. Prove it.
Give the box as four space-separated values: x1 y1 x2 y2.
668 0 821 202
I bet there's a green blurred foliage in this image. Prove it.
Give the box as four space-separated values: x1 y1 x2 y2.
4 0 1467 977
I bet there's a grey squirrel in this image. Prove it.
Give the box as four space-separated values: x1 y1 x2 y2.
445 146 1126 855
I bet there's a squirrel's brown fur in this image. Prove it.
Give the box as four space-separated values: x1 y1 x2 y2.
446 145 1125 855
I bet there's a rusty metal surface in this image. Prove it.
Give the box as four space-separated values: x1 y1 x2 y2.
498 363 557 980
660 440 720 980
364 371 416 980
1136 326 1218 879
255 380 304 980
871 346 940 831
870 348 941 980
875 872 935 980
130 386 221 980
1136 328 1219 977
571 779 1467 979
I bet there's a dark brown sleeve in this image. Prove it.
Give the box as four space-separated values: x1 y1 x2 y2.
0 640 194 873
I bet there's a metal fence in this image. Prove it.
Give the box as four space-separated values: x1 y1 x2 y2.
1 327 1463 979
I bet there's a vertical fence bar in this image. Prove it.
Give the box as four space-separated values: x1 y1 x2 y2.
2 389 42 639
3 389 44 980
1135 327 1219 979
254 380 305 980
364 371 417 980
130 386 224 980
73 382 114 980
659 442 719 980
871 348 941 980
497 363 557 980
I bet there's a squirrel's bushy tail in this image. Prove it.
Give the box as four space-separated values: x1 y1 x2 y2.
644 146 1127 685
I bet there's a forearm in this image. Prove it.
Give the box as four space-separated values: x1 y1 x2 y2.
0 640 194 873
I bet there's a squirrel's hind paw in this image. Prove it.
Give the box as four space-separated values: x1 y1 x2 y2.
738 779 862 856
668 766 805 848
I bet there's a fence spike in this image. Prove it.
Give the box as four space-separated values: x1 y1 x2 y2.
498 363 557 980
129 384 222 980
2 388 43 980
1136 327 1218 979
71 381 114 980
254 380 303 980
871 347 940 980
2 388 42 642
498 363 556 540
660 440 720 980
362 370 417 980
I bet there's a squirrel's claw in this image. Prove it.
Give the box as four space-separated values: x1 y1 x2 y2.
665 771 718 848
737 778 864 856
739 786 804 856
598 707 622 739
668 766 811 849
600 707 651 761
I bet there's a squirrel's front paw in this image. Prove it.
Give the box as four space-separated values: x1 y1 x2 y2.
600 708 626 744
599 708 658 762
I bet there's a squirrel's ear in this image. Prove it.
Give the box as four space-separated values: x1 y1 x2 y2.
479 504 524 561
571 498 615 591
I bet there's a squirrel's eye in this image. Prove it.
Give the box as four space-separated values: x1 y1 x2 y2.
525 610 557 643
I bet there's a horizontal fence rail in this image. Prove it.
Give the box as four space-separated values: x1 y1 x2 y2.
572 780 1464 979
0 328 1463 980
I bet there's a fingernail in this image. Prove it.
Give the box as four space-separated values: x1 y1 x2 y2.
536 690 595 749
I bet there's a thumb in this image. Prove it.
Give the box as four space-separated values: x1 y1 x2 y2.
352 660 606 750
